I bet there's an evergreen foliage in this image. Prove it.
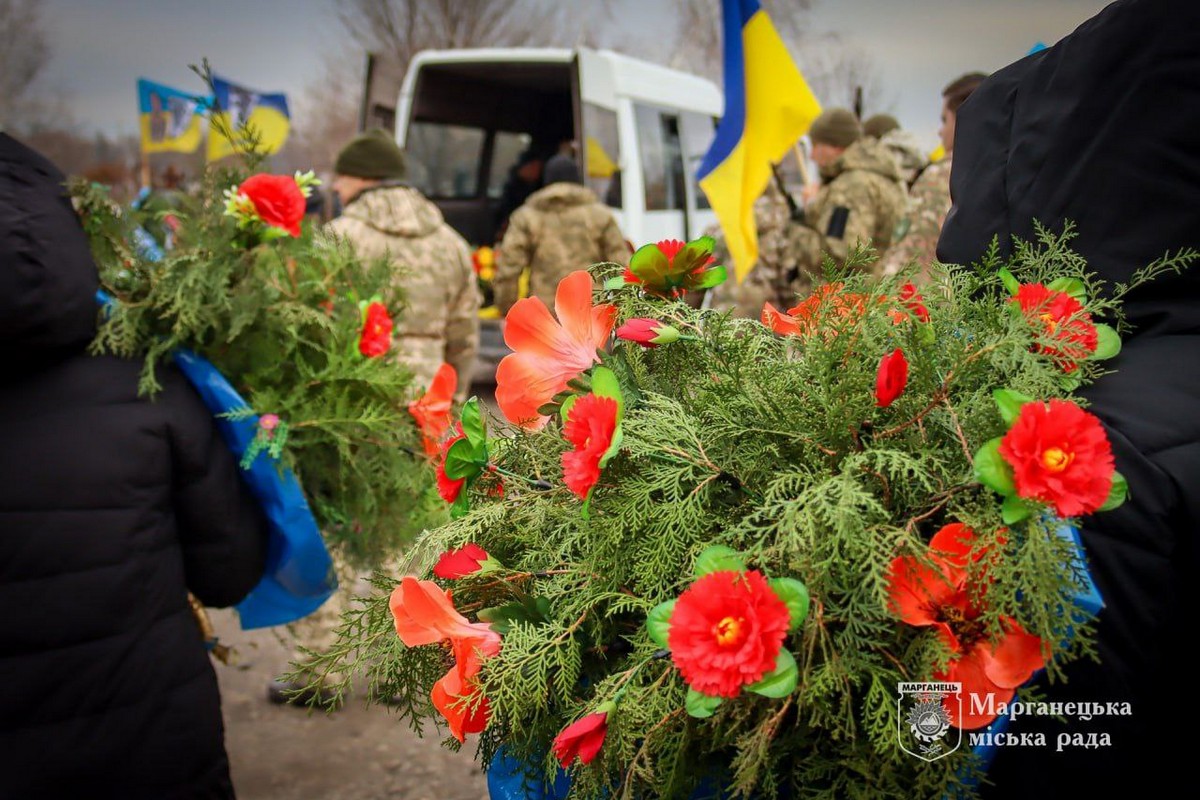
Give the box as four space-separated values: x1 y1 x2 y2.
71 169 443 565
312 227 1194 798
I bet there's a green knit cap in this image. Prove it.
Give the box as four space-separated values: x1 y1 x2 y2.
809 109 862 148
334 128 407 179
863 113 900 139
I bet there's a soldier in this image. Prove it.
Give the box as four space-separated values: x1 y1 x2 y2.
864 114 930 189
708 178 809 317
790 108 908 280
327 128 479 400
881 72 988 283
268 129 480 706
493 153 629 314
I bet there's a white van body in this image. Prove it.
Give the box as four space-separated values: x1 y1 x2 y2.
395 47 721 248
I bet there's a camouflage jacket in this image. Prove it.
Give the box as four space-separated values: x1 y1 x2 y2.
709 181 811 317
493 183 628 313
328 184 479 400
880 154 953 284
790 138 909 278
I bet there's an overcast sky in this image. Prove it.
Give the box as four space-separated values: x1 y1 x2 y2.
39 0 1114 149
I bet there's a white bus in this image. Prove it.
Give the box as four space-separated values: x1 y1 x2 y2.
395 47 722 249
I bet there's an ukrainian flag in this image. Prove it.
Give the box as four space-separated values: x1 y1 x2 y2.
137 79 208 154
697 0 822 283
207 75 290 161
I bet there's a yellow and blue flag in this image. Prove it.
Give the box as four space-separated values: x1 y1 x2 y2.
207 75 290 161
137 79 209 154
697 0 822 282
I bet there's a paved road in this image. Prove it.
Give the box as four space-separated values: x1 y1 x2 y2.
212 609 489 800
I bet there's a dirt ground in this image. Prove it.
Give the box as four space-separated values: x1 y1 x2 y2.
211 608 489 800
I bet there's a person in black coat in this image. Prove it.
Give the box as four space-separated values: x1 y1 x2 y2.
0 133 269 797
937 0 1200 793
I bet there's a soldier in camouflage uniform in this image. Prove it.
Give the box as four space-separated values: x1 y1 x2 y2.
708 178 810 317
881 72 988 283
790 108 909 280
269 130 480 706
327 130 478 400
493 154 629 314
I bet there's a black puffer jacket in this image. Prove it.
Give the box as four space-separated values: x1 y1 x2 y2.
0 134 268 798
938 0 1200 794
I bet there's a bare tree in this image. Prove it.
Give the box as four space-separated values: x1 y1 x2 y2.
0 0 52 131
286 49 364 174
800 33 892 117
666 0 814 81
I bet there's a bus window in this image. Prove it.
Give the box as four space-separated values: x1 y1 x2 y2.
635 104 686 212
583 103 622 209
487 131 533 199
679 111 715 210
406 122 485 199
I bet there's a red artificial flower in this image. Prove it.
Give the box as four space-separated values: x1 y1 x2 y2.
408 363 458 456
1012 283 1098 372
496 271 616 429
561 394 620 500
359 301 394 358
434 543 490 579
616 318 681 348
998 399 1115 517
667 570 792 698
552 711 609 767
436 423 467 503
887 523 1045 729
238 173 306 237
875 348 909 407
899 282 931 323
389 577 501 742
762 283 867 338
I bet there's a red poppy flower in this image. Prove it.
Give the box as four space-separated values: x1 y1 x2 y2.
552 710 609 767
433 543 490 579
359 301 394 358
998 399 1115 517
667 570 792 698
625 237 725 297
408 363 457 456
561 394 620 499
238 173 305 237
899 282 931 322
1012 283 1098 372
887 523 1045 729
496 271 615 429
616 317 681 348
875 348 909 407
436 423 467 504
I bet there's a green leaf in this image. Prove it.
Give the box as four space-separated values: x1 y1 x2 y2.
1099 471 1128 512
672 236 716 275
992 388 1034 427
443 437 483 480
590 366 624 417
477 601 529 634
628 242 671 285
686 265 727 291
646 600 676 649
558 395 578 423
746 649 798 698
997 268 1020 295
1047 277 1087 303
602 275 627 291
598 423 623 468
460 397 485 448
694 545 745 577
973 437 1016 495
768 578 810 631
1092 324 1121 360
1001 494 1032 525
685 688 723 718
450 487 471 519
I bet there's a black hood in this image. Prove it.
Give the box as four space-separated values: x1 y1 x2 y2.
938 0 1200 337
0 133 99 368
